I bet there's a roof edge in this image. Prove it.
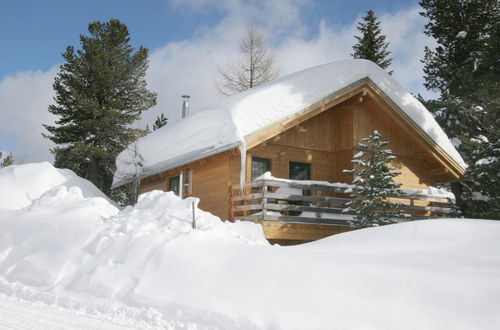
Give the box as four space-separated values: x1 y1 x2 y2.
243 77 465 178
112 141 241 189
363 79 466 178
244 78 370 149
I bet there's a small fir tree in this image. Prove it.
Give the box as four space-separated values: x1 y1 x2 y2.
43 19 157 196
352 10 393 73
153 113 168 131
0 150 14 168
343 130 408 228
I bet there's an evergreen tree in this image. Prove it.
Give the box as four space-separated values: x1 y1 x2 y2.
43 19 157 196
352 10 393 73
153 113 168 131
0 150 14 167
462 138 500 219
343 130 409 228
217 25 278 95
420 0 499 218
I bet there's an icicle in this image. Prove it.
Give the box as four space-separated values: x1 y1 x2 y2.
239 141 247 194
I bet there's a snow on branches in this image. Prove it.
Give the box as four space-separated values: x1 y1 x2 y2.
343 130 410 228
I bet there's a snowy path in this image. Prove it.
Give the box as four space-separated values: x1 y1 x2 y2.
0 294 152 330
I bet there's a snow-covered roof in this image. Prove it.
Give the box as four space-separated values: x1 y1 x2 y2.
113 59 465 188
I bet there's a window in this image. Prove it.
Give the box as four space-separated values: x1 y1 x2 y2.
168 175 180 196
289 161 311 180
289 161 311 196
251 157 271 180
168 170 192 198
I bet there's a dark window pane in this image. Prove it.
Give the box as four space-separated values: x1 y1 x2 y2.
289 161 311 180
289 161 311 196
251 157 271 180
168 175 180 196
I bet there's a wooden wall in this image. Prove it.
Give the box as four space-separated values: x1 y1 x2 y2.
138 151 233 220
191 154 230 219
352 96 438 189
232 92 440 190
243 98 360 186
139 174 166 193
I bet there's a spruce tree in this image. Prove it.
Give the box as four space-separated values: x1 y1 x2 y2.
463 139 500 219
420 0 499 218
153 113 168 131
352 10 393 73
0 150 14 167
343 130 408 228
43 19 157 196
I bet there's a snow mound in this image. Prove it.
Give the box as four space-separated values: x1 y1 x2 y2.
0 189 266 287
0 162 110 210
114 59 465 187
1 164 499 329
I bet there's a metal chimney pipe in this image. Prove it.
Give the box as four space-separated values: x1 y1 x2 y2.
182 95 190 119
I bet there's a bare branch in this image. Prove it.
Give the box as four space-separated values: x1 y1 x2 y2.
216 25 278 96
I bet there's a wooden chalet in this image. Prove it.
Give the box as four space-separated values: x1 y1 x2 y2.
113 60 465 244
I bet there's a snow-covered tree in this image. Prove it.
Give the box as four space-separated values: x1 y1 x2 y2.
352 10 393 73
153 113 168 131
43 19 157 196
461 138 500 219
420 0 499 217
217 25 278 96
112 140 144 206
343 130 408 228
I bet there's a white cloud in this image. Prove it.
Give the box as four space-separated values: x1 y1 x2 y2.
0 1 436 163
145 3 435 126
0 68 57 163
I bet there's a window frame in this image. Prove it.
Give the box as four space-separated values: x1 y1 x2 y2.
288 161 311 180
251 157 271 181
288 161 312 196
168 175 181 196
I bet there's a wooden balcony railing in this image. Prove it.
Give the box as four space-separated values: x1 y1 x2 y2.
230 178 453 226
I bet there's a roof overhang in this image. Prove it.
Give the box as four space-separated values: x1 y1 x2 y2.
112 141 241 188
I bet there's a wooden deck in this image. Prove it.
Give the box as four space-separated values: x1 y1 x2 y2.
230 178 453 242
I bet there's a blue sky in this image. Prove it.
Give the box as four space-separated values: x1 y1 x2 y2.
0 0 430 162
0 0 420 78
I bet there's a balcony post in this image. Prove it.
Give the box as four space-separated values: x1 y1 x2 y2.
261 181 268 221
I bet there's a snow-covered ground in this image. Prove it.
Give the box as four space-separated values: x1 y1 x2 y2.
1 163 499 329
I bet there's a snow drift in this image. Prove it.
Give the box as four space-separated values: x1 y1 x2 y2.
0 162 109 210
1 163 499 329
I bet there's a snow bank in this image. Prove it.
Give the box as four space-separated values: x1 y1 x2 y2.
0 162 109 210
1 164 499 329
114 59 465 187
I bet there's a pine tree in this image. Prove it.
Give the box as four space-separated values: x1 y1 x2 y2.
0 150 14 167
352 10 393 73
420 0 499 218
43 19 157 196
217 25 278 95
343 130 409 228
153 113 168 131
460 139 500 219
